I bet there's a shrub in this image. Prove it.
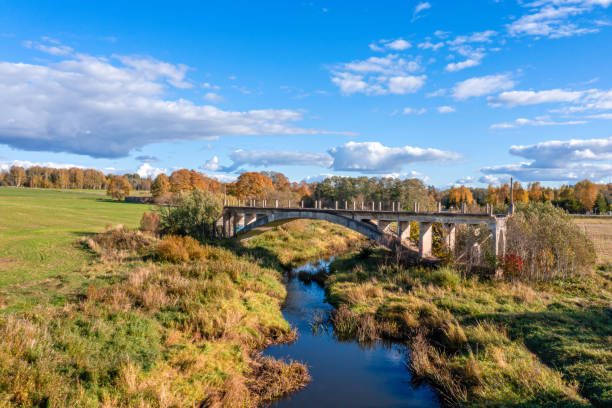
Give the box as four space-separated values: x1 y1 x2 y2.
506 202 596 281
155 235 207 263
158 190 222 240
91 225 153 252
430 268 461 289
140 212 160 234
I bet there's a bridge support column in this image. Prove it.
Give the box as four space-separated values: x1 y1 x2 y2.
222 214 232 238
444 223 456 251
490 223 506 258
399 221 411 241
419 222 433 258
233 213 245 237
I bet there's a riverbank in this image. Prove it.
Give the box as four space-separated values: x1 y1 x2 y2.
325 246 612 407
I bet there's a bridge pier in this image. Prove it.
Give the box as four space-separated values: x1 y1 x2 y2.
444 223 456 251
399 221 411 241
419 222 433 258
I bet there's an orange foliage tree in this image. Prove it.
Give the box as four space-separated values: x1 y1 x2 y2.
106 175 131 200
448 186 474 206
574 179 599 211
232 172 275 199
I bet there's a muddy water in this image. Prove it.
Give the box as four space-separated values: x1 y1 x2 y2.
264 259 440 407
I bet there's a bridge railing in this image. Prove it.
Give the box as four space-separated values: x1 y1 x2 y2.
223 198 497 215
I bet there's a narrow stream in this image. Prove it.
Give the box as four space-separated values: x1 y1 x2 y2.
264 258 440 407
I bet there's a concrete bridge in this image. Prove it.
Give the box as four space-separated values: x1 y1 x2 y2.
220 200 507 261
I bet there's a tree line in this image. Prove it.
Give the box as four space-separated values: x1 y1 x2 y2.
3 163 610 214
0 165 153 191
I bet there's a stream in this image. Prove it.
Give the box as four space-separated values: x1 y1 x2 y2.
264 258 440 407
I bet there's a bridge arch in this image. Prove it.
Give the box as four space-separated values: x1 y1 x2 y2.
230 210 403 251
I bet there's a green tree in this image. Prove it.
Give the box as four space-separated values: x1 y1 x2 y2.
595 193 608 214
158 189 222 239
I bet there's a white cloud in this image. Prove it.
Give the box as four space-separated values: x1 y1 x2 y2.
0 159 84 171
452 74 515 100
0 53 346 158
331 54 425 95
135 155 159 163
301 173 335 183
490 117 588 129
136 163 167 178
480 136 612 182
509 136 612 166
418 40 445 51
385 38 412 50
445 58 481 72
202 156 221 171
207 150 334 172
23 39 74 56
388 75 427 94
454 176 475 186
403 107 427 115
508 1 611 38
202 82 220 90
488 89 584 106
203 92 224 102
448 30 498 46
437 106 456 113
328 141 461 173
413 2 432 20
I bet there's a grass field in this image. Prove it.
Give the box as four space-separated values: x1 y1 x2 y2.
573 216 612 264
0 187 150 310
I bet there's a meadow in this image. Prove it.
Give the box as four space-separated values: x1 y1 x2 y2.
0 188 150 311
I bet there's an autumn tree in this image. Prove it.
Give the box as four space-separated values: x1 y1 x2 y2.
233 172 275 199
9 166 26 187
528 182 543 202
574 179 599 211
151 173 171 198
106 175 131 200
261 171 290 192
448 186 474 206
170 169 193 193
486 185 497 205
69 168 85 189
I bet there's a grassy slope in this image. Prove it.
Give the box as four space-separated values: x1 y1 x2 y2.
326 248 612 407
0 189 362 407
0 188 150 310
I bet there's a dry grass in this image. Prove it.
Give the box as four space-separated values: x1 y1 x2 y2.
573 216 612 264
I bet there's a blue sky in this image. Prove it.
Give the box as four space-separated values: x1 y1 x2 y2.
1 0 611 187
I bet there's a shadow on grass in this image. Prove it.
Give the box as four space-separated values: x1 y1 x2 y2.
473 305 612 408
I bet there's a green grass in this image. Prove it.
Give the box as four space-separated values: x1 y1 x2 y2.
0 188 150 310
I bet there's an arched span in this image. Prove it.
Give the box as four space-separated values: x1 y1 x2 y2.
236 210 403 251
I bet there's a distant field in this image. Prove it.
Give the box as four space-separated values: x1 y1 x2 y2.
573 216 612 264
0 188 150 310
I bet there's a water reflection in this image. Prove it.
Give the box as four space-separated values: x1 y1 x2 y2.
264 259 439 408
